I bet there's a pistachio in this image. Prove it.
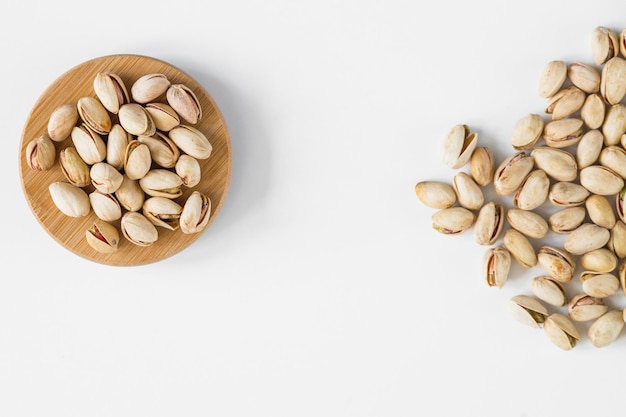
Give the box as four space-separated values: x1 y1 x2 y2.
599 145 626 180
567 62 601 93
175 154 202 187
180 191 212 234
580 248 618 273
137 132 180 169
85 220 120 254
47 103 79 142
616 187 626 223
473 201 504 246
414 181 456 209
130 73 171 104
506 208 548 239
48 181 91 218
530 147 577 182
591 26 619 65
585 194 616 229
576 129 604 169
106 124 130 171
544 313 580 350
469 146 494 186
142 197 183 231
538 60 567 98
493 151 534 196
588 310 624 348
168 125 213 160
124 140 152 181
25 134 55 171
509 295 548 328
537 246 576 282
609 221 626 259
581 271 619 298
482 246 511 289
90 162 124 194
70 124 106 165
579 165 624 195
580 94 606 130
144 102 180 132
166 84 202 124
602 104 626 146
620 260 626 295
510 114 544 150
453 172 484 210
512 169 549 210
601 56 626 105
118 103 156 137
503 228 537 268
115 176 145 212
441 124 478 169
139 169 183 199
544 86 585 120
530 276 567 306
564 223 610 255
548 182 590 207
431 207 475 235
568 294 608 322
59 146 90 187
93 71 129 114
621 28 626 58
120 211 158 247
89 190 122 222
548 206 586 234
76 96 111 135
542 118 584 148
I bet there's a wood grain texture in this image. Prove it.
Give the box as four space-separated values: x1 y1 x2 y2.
19 54 232 266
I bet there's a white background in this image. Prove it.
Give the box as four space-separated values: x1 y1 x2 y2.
3 0 626 416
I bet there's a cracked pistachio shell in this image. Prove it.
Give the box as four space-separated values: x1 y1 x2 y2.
544 86 586 120
469 146 494 186
512 169 549 210
568 294 608 322
581 271 619 298
564 223 610 255
539 60 567 98
548 182 589 207
530 276 567 306
118 103 156 136
93 71 129 114
130 73 171 104
530 147 577 182
441 124 477 169
85 220 120 254
180 191 212 234
106 124 130 170
137 132 180 169
601 56 626 105
542 118 584 148
509 295 548 328
77 96 111 135
48 181 90 217
139 169 183 199
166 84 202 124
143 196 183 231
602 104 626 146
609 220 626 258
599 146 626 180
70 124 106 165
26 134 55 171
568 62 601 93
493 151 534 196
548 206 586 234
89 190 122 222
124 140 152 181
47 103 79 142
621 28 626 58
59 146 90 187
544 313 580 350
414 181 456 209
120 211 158 247
592 26 619 65
115 176 144 212
90 162 124 194
580 94 606 130
616 187 626 223
586 194 616 229
453 172 484 210
431 207 475 235
168 125 213 160
581 248 617 273
507 208 548 239
483 246 511 288
510 114 544 150
576 129 604 169
503 229 537 268
144 102 180 132
537 246 576 282
580 165 624 195
589 310 625 348
175 154 201 187
473 201 504 246
620 260 626 294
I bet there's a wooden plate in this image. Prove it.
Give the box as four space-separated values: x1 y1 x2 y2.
19 54 232 266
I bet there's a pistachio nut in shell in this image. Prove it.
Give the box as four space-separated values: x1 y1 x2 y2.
137 132 180 169
115 176 144 212
530 276 567 306
609 220 626 258
175 154 201 187
530 147 577 182
580 248 617 273
85 220 120 254
506 208 548 239
503 229 537 268
493 151 534 196
543 313 580 350
59 146 90 187
180 191 212 234
139 169 183 199
538 60 567 98
90 162 124 194
599 145 626 179
441 124 477 169
564 223 610 255
600 56 626 105
93 71 129 114
621 28 626 58
483 246 511 289
130 73 171 104
26 134 55 171
414 181 456 209
47 103 78 142
76 96 111 135
591 26 619 65
168 125 213 160
580 271 619 298
620 260 626 295
568 62 601 93
588 310 624 348
144 102 180 132
568 294 608 322
431 207 475 235
124 140 152 181
544 86 585 120
576 129 604 169
510 113 544 150
473 201 504 246
469 146 494 186
143 196 183 231
120 211 158 247
537 246 576 282
118 103 156 137
166 84 202 124
602 104 626 146
585 194 616 229
548 182 589 207
580 94 606 130
89 190 122 222
106 124 130 171
48 181 91 218
579 165 624 196
453 172 484 211
70 124 106 165
616 187 626 223
542 118 584 148
512 169 549 211
508 295 548 328
548 206 586 234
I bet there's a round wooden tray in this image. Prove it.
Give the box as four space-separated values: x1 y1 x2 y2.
19 54 232 266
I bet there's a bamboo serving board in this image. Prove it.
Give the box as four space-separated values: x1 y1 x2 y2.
19 55 232 266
